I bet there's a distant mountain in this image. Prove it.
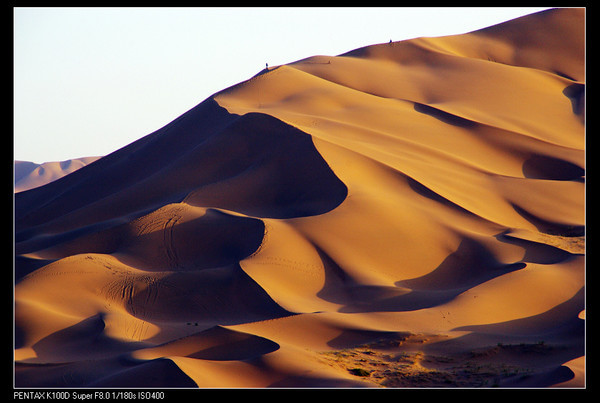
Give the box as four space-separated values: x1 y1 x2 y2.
14 157 101 192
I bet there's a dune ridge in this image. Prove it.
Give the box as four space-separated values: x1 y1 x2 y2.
14 8 584 388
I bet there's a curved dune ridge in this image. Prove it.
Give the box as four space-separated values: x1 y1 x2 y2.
14 8 584 388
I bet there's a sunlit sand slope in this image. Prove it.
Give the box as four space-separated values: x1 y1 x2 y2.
15 8 584 388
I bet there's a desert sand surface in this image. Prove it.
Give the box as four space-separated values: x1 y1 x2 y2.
14 157 101 193
14 8 585 389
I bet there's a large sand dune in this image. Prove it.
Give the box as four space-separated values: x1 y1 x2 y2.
14 8 585 388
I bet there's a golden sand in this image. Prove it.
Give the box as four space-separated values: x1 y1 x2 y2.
14 8 584 388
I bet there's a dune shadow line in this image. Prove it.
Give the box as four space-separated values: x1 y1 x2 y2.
413 102 477 128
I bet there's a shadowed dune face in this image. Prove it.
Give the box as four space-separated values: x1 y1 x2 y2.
522 154 585 180
181 112 348 218
15 8 584 388
15 99 347 236
413 102 478 128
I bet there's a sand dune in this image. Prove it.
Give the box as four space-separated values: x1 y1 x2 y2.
14 8 585 388
14 157 100 193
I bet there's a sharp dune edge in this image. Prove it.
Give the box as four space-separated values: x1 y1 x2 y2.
14 8 585 388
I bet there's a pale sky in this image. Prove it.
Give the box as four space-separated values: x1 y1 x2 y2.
14 7 550 163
